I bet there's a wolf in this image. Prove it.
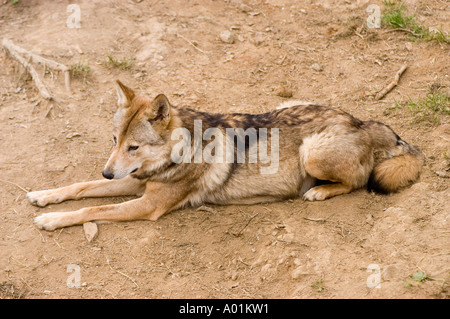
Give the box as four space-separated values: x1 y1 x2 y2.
28 81 424 230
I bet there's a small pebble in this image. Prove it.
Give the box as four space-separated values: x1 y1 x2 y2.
220 30 235 44
83 222 98 242
276 86 293 98
311 63 323 72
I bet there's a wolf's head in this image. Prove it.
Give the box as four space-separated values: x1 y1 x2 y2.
102 81 176 180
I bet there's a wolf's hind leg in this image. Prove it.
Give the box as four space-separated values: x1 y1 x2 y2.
27 175 145 207
300 130 373 201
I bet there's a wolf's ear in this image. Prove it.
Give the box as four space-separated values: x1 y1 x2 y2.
116 80 135 108
146 94 171 125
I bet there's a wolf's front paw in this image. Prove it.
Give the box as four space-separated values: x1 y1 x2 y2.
34 212 70 231
27 190 62 207
303 187 327 201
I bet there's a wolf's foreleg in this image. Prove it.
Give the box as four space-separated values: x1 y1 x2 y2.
27 175 145 207
33 181 193 230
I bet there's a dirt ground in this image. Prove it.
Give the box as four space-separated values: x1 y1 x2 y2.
0 0 448 299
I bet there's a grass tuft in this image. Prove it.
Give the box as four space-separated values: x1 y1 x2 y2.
381 1 449 44
406 89 449 124
104 55 134 70
311 278 325 292
70 60 91 83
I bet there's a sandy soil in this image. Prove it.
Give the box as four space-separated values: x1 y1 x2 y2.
0 0 448 299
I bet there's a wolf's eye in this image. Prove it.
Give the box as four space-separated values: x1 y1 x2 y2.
113 135 117 145
128 145 139 152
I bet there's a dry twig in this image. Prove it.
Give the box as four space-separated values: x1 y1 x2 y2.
375 64 408 100
106 258 139 288
0 178 28 193
176 33 209 55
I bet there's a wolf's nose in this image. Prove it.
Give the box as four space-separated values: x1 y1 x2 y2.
102 170 114 180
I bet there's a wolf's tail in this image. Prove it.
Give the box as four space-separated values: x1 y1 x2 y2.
364 121 424 193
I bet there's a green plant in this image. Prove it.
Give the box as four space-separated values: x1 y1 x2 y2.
383 98 403 116
70 61 90 76
406 89 450 124
382 2 415 28
381 1 449 44
386 87 449 124
70 60 91 83
104 55 134 70
404 281 413 288
404 271 433 287
311 278 325 292
410 271 430 282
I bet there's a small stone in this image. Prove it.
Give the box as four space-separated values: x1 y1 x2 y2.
435 171 448 178
276 86 293 98
261 263 273 274
66 132 81 139
239 4 252 13
83 222 98 242
220 31 235 44
365 214 374 226
311 63 323 72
